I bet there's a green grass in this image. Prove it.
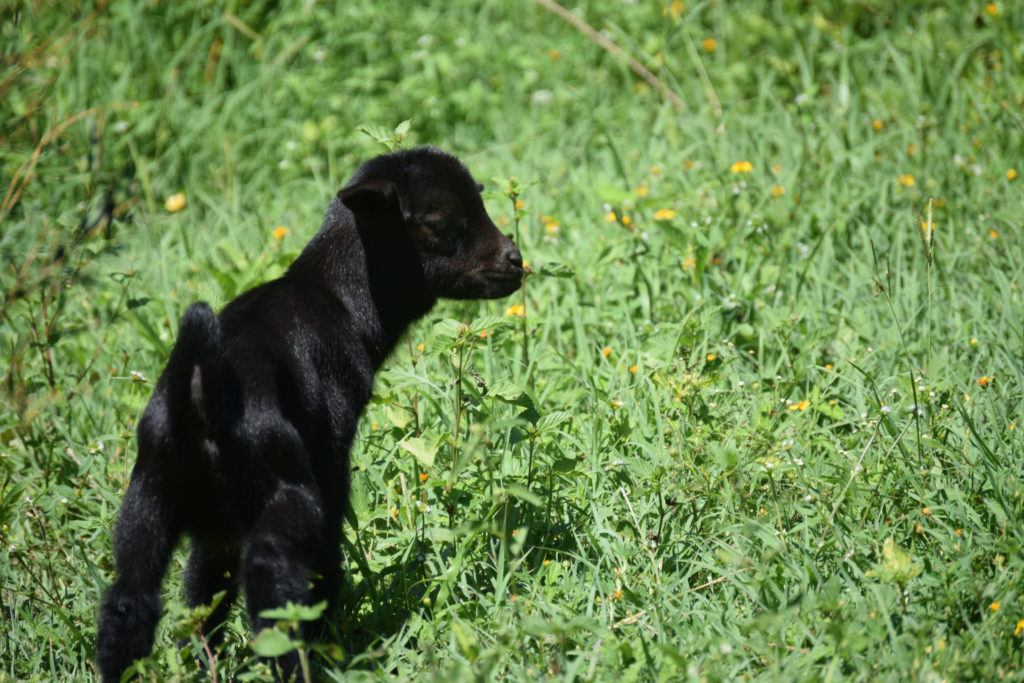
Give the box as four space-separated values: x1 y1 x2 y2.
2 0 1024 680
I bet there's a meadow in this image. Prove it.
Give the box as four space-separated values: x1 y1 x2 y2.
2 0 1023 680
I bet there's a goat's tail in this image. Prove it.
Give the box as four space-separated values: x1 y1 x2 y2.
165 302 223 437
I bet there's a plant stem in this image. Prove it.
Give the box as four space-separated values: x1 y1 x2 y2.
511 196 530 385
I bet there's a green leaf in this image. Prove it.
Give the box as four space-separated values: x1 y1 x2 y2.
259 600 327 622
487 379 523 401
400 436 437 468
467 316 505 336
867 538 922 585
536 410 572 433
503 484 542 507
551 457 579 474
384 404 412 429
452 621 479 661
251 628 297 657
432 318 467 340
537 262 574 278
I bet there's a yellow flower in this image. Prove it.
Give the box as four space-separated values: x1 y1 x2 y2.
1016 619 1024 637
621 214 632 227
611 588 623 600
1007 168 1018 181
479 329 488 339
514 199 525 210
505 303 526 318
977 376 992 388
416 342 426 353
990 601 1001 612
730 160 753 174
664 0 685 20
872 119 884 131
788 399 811 411
544 216 560 235
634 183 650 198
651 164 662 176
922 507 932 516
969 337 979 347
629 364 638 375
605 211 618 223
897 174 915 187
272 226 289 240
770 185 786 198
989 229 999 239
702 37 717 53
601 346 613 359
681 256 696 270
653 208 676 221
419 472 429 483
706 353 716 362
549 48 561 61
389 506 399 520
164 192 186 213
1009 421 1016 431
543 559 552 566
986 2 999 16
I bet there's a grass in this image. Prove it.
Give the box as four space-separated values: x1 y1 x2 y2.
2 0 1023 680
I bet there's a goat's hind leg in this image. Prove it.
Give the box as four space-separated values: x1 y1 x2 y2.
184 539 240 647
243 481 325 677
96 473 179 682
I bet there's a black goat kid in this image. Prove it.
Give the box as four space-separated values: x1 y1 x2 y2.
96 147 524 680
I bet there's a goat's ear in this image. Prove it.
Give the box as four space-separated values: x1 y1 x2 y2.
337 179 404 217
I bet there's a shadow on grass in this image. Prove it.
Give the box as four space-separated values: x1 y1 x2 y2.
328 496 585 671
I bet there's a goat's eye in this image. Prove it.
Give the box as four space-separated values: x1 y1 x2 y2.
433 219 464 237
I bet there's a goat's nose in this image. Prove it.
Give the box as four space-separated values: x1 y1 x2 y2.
503 240 523 268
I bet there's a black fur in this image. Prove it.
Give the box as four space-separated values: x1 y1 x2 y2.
96 146 523 681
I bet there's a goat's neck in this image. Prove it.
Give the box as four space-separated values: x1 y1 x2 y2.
287 201 435 368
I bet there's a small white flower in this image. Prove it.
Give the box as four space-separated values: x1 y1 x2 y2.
531 89 554 106
880 405 891 414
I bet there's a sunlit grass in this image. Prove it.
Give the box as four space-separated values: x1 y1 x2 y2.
1 1 1023 680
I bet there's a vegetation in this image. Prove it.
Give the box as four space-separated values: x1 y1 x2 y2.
2 1 1023 679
